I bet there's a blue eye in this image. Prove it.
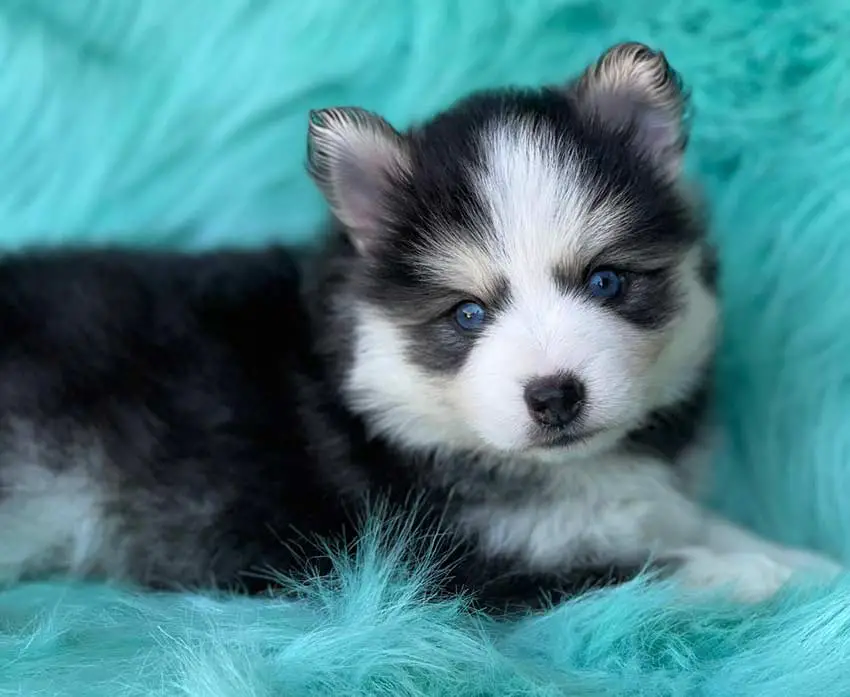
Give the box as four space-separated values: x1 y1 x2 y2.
587 269 624 299
454 301 486 331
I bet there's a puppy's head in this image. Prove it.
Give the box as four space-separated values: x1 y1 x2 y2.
308 43 718 457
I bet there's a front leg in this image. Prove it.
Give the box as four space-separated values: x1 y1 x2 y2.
444 461 842 609
660 513 842 601
702 514 842 574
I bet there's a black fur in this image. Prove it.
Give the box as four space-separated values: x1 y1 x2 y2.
622 382 712 463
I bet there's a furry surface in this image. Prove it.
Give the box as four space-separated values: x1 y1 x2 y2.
2 0 850 695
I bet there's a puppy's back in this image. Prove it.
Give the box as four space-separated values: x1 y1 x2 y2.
0 245 341 590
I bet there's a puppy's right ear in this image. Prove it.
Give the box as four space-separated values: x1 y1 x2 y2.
307 107 410 255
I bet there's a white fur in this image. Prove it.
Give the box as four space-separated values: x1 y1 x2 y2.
462 454 701 567
701 515 843 575
0 421 123 585
0 426 223 586
670 516 842 602
0 452 113 584
671 549 796 601
345 303 482 450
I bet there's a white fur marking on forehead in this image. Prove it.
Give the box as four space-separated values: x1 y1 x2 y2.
473 120 629 286
416 120 631 298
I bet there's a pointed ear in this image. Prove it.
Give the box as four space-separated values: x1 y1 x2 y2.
307 107 410 255
570 42 689 178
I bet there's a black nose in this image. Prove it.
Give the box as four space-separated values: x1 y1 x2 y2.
523 375 585 428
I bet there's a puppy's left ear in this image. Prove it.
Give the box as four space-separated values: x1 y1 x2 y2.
307 107 410 255
570 42 689 179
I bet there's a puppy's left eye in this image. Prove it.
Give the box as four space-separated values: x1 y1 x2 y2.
454 301 486 331
587 268 625 299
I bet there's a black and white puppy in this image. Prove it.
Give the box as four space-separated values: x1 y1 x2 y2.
0 43 839 609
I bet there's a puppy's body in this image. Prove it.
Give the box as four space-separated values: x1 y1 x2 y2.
0 244 708 602
0 245 660 597
0 44 839 607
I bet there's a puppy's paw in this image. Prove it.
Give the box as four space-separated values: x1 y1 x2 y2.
773 547 843 579
671 548 795 602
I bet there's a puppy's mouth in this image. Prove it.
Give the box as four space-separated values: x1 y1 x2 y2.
532 426 599 449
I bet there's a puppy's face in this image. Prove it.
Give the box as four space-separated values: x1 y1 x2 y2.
308 43 718 457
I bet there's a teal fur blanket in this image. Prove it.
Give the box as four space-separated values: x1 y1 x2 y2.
3 1 850 695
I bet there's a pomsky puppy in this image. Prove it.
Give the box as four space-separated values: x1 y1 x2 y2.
0 42 839 610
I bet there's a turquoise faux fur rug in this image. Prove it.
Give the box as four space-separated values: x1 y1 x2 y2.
3 1 850 695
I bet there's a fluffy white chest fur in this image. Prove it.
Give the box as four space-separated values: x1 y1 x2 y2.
464 454 700 567
461 446 841 601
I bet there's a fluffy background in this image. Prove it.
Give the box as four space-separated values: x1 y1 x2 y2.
2 1 850 694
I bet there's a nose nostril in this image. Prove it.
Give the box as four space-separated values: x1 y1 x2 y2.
523 375 585 428
560 381 584 412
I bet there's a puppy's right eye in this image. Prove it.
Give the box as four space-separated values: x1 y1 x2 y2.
587 268 626 299
453 301 486 331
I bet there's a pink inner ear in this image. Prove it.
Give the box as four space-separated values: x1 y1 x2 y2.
590 92 681 161
308 108 408 250
632 104 681 153
330 152 397 251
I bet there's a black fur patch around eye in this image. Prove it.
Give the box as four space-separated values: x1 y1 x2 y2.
478 276 512 314
363 247 511 374
552 265 681 330
401 279 510 374
612 269 681 328
552 263 583 297
404 314 479 373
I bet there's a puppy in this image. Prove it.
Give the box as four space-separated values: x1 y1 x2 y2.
0 43 838 610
